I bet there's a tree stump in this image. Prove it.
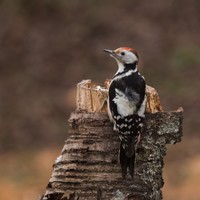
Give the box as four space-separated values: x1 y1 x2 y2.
41 80 183 200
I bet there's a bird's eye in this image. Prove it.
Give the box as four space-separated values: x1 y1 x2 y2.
121 52 125 56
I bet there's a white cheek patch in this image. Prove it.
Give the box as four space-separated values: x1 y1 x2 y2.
123 51 138 64
113 88 137 116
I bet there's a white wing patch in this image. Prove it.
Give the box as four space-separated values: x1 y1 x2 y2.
113 88 137 116
107 96 114 122
137 95 147 117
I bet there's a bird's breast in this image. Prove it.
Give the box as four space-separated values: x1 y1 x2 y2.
113 88 137 116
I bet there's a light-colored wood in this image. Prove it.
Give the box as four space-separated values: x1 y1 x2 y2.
76 79 163 113
76 80 107 112
146 85 163 113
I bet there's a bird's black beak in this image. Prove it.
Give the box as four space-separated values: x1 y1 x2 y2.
103 49 114 55
103 49 117 59
103 48 121 62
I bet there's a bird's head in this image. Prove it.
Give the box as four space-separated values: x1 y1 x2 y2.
104 47 139 65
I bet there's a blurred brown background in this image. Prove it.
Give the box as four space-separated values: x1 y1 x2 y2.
0 0 200 199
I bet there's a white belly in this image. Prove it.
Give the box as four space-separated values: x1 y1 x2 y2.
113 88 137 116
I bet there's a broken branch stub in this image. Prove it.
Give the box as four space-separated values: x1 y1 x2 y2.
76 79 163 113
42 80 183 200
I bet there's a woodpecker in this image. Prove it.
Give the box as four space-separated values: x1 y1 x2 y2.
104 47 146 178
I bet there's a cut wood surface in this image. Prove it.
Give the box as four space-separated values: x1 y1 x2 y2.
41 80 183 200
76 79 163 113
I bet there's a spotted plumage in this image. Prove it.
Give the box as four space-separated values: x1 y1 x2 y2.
104 47 146 178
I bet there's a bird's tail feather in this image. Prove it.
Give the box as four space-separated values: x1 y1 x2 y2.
119 142 135 179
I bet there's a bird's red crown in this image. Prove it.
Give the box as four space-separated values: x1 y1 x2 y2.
114 47 139 58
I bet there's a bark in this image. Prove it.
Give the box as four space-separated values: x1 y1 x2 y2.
41 80 183 200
